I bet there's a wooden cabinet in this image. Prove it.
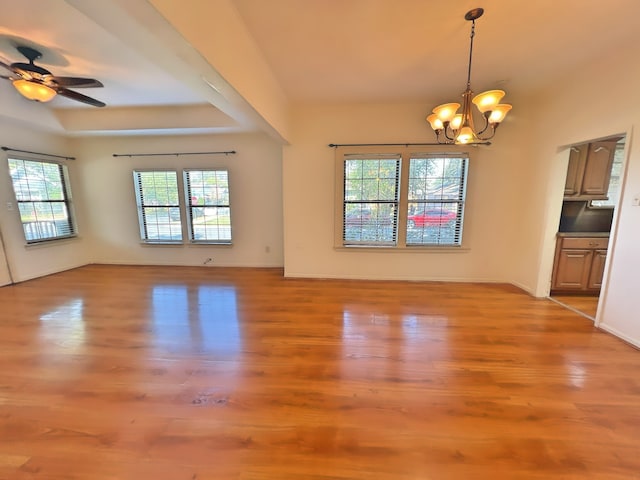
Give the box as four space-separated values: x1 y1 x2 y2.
552 236 609 293
564 144 587 196
564 140 618 199
588 249 607 290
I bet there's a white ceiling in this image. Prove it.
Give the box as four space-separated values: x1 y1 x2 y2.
232 0 640 103
0 0 639 137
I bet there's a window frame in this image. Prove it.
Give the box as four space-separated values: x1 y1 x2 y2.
133 168 233 246
183 169 232 245
7 156 77 244
334 146 469 249
133 169 184 244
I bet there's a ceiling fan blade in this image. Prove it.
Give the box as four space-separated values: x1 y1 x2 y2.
50 76 103 88
0 58 15 73
56 87 106 107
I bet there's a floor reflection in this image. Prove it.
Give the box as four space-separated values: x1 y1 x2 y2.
151 285 241 357
341 307 449 380
39 298 85 352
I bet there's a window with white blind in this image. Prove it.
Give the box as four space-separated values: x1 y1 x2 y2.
7 158 76 243
184 170 232 244
133 170 183 243
343 155 400 246
337 147 468 248
406 155 467 246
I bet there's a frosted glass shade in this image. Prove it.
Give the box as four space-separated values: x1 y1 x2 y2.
432 103 460 123
472 90 505 113
426 114 444 130
488 104 512 124
456 126 477 144
449 114 463 130
13 79 56 102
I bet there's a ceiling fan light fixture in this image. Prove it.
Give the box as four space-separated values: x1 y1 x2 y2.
13 79 56 102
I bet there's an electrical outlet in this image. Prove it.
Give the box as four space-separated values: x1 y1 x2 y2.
633 196 640 206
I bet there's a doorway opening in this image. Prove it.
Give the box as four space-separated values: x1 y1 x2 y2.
549 135 626 320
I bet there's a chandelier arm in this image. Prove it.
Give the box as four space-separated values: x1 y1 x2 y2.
477 125 497 141
476 111 491 136
442 124 456 142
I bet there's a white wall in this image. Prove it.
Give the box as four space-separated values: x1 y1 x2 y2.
282 102 530 282
72 132 284 268
0 117 92 284
519 41 640 345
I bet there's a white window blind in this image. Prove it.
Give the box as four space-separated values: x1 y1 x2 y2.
184 170 232 244
133 170 183 243
343 155 400 246
7 158 75 243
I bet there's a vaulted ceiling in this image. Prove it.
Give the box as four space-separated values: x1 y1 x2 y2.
1 0 638 141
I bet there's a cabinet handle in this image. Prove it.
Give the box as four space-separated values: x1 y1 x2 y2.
567 254 587 258
593 146 609 153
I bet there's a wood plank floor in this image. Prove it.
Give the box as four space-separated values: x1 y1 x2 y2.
551 295 600 319
0 265 639 479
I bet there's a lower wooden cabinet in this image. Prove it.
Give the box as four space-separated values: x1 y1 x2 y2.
552 236 608 293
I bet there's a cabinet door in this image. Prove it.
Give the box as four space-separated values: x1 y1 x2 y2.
565 145 587 196
553 249 592 290
581 141 617 196
588 249 607 290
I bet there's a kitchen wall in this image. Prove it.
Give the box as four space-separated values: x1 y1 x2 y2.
523 40 640 346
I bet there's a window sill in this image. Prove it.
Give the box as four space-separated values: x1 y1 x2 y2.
334 245 470 253
25 235 78 248
140 241 184 247
188 242 233 247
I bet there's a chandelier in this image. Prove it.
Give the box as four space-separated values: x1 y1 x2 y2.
427 8 512 145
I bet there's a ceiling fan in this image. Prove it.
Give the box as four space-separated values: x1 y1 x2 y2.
0 45 106 107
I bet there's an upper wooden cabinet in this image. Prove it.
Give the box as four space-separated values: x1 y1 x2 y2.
564 140 618 199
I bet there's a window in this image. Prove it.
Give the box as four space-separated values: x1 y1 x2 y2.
133 169 232 244
406 155 466 246
133 170 182 243
7 158 76 243
184 170 232 244
337 147 468 248
343 155 399 245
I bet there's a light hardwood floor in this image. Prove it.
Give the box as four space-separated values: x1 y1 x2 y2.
551 295 600 319
0 265 638 479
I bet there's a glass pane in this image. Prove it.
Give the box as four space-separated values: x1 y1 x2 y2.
406 202 460 245
192 207 232 242
138 171 180 207
142 206 182 242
